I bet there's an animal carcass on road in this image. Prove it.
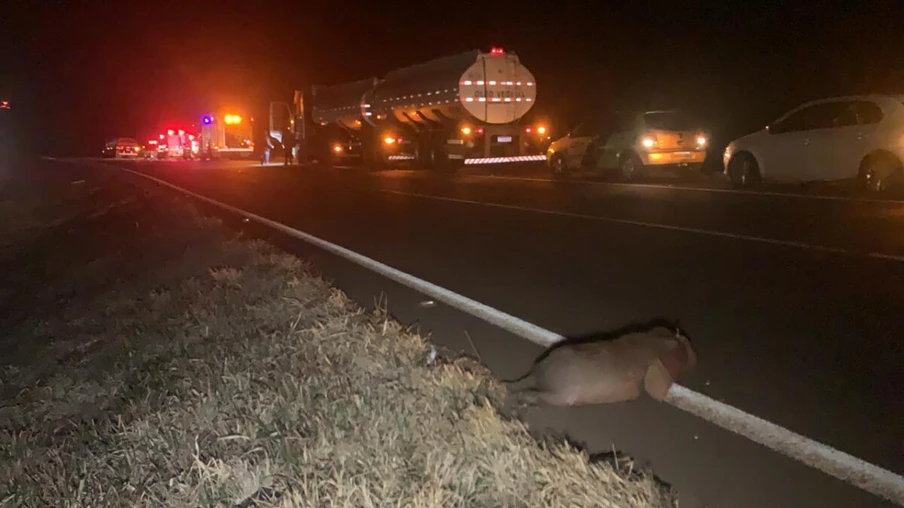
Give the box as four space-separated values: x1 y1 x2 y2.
506 326 698 407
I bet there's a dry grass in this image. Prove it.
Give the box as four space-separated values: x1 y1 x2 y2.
0 171 676 507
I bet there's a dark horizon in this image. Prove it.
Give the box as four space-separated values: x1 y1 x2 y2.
2 1 903 156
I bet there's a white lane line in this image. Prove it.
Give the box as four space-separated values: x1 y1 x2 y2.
379 189 904 263
451 173 904 205
102 164 904 505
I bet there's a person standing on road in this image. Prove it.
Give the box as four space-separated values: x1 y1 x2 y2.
283 129 293 166
261 135 273 165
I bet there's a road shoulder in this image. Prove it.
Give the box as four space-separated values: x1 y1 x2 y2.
0 163 676 506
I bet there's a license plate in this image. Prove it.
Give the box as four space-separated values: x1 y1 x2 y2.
676 151 691 159
497 136 512 143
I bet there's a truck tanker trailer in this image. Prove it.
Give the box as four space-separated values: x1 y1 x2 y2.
269 47 549 169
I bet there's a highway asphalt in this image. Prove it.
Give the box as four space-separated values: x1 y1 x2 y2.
62 158 903 507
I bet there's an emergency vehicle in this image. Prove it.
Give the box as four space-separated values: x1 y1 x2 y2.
198 110 255 160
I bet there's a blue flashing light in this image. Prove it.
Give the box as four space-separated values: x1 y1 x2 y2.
202 115 213 125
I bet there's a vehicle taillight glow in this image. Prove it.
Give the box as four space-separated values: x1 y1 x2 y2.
333 144 343 153
537 126 547 135
383 136 396 144
461 126 472 135
490 47 505 55
0 100 9 110
476 127 484 135
167 129 175 136
525 127 532 133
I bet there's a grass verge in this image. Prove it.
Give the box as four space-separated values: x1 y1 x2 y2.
0 166 676 507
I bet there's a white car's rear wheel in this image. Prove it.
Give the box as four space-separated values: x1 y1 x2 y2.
859 153 902 193
619 152 644 181
550 153 569 178
728 152 761 189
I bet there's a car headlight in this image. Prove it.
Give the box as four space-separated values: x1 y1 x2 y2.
696 136 707 147
641 137 655 148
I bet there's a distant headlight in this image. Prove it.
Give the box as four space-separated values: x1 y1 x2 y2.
696 136 707 147
641 137 655 148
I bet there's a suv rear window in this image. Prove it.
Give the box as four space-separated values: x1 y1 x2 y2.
643 111 697 131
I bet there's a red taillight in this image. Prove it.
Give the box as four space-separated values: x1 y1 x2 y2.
476 127 484 135
490 47 505 55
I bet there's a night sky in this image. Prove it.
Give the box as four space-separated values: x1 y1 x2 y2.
2 1 903 155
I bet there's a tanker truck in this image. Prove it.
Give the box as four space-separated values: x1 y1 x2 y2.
269 47 548 170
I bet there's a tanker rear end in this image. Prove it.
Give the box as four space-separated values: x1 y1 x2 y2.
271 48 549 169
370 47 547 168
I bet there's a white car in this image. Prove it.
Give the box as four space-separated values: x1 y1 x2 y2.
723 94 904 191
547 110 708 179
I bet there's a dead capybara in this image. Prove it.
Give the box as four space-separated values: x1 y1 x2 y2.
505 326 697 407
